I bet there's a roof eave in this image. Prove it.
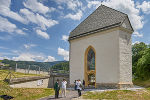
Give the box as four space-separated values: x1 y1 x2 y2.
68 22 121 41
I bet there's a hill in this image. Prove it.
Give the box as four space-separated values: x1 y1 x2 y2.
1 59 68 72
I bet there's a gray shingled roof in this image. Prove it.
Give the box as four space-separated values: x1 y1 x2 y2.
69 5 133 40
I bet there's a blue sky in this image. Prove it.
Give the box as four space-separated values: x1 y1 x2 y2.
0 0 150 62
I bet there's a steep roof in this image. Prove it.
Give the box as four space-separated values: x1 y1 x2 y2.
69 5 133 41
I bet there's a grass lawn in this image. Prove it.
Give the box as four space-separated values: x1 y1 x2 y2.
0 70 54 100
82 89 150 100
0 70 42 80
133 79 150 88
82 79 150 100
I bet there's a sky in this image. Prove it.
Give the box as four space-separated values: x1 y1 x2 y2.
0 0 150 62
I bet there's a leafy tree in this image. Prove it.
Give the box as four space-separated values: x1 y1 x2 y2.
132 42 147 76
132 42 150 80
136 48 150 80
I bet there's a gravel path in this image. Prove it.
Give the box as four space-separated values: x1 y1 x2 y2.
38 90 85 100
38 86 144 100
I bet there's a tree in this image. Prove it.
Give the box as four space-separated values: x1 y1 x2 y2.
136 48 150 80
132 42 147 76
132 42 150 80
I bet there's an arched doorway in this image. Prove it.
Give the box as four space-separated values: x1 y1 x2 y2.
84 46 96 87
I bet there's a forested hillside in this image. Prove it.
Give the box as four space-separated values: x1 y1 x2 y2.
50 62 69 73
1 59 68 71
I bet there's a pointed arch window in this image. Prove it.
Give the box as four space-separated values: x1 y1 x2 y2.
87 48 95 70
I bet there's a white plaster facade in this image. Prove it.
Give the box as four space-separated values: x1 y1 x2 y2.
69 27 133 88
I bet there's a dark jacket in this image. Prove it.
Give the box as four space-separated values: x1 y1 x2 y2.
54 82 60 91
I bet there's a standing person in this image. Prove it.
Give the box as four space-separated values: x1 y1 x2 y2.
76 79 82 96
74 80 77 90
82 80 85 90
61 79 67 98
54 79 60 98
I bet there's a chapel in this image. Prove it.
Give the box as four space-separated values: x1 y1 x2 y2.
69 5 133 88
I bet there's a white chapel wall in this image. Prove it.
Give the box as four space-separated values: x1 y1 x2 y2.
69 28 121 85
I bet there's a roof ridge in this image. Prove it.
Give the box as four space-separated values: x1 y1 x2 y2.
101 5 128 16
70 4 103 36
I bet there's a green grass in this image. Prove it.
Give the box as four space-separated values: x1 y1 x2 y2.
133 79 150 88
0 70 54 100
82 89 150 100
0 83 54 100
82 79 150 100
0 70 42 80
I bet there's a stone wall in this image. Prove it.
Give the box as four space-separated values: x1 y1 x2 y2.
16 68 49 75
9 74 69 88
48 74 69 88
119 30 132 84
10 78 49 88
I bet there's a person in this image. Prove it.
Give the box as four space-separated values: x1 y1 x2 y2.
82 80 85 90
74 80 77 90
61 79 67 98
76 79 82 96
54 79 60 98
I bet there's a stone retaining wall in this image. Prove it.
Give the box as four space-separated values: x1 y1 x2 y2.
16 69 49 75
9 76 50 88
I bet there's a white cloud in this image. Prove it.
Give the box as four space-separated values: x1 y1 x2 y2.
58 6 64 10
62 35 69 41
133 31 143 37
86 0 144 36
12 53 35 61
64 10 83 20
35 55 45 61
15 29 26 35
24 44 37 49
36 29 50 39
23 28 28 31
0 0 26 23
0 16 16 33
55 0 83 20
12 52 56 62
12 53 45 61
87 0 101 8
23 0 55 15
36 13 58 30
20 9 37 24
0 16 25 35
137 1 150 14
0 56 11 60
132 41 140 45
44 56 56 62
55 0 82 11
20 8 58 30
58 47 69 61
